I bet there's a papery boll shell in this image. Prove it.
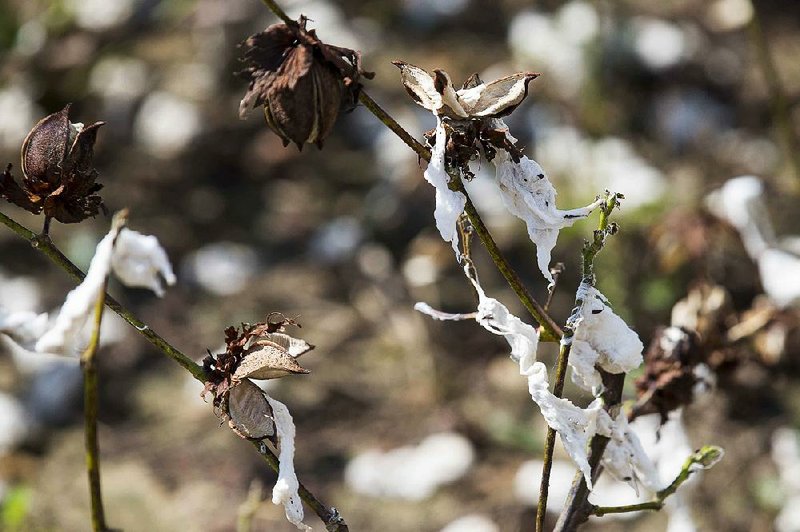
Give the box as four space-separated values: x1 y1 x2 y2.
234 343 311 380
228 379 275 439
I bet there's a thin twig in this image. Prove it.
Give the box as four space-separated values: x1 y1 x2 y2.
590 446 724 517
82 280 111 532
0 209 343 530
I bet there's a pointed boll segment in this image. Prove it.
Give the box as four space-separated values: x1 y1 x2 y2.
227 378 276 440
234 339 311 381
393 61 539 119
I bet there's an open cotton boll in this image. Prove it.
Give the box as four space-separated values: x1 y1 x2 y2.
493 151 603 285
111 228 176 297
568 284 644 394
35 225 119 356
265 396 311 531
415 263 539 363
424 117 466 258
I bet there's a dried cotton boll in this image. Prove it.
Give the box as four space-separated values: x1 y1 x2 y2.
233 340 310 381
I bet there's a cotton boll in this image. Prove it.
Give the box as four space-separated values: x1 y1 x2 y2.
514 459 576 512
111 228 176 297
134 91 202 158
757 248 800 308
0 393 32 453
440 514 499 532
0 309 49 351
633 18 689 71
344 432 475 500
182 242 258 296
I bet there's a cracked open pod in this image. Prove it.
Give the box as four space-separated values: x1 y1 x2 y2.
234 338 311 380
227 378 276 440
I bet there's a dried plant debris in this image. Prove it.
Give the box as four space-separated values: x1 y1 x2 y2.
202 315 312 439
238 15 373 149
0 105 105 225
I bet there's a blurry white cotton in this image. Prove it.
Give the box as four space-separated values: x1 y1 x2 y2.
112 229 176 296
514 459 576 513
508 2 598 96
135 91 201 157
633 18 689 71
67 0 135 30
182 242 258 296
309 217 363 263
0 271 41 313
0 393 31 453
706 176 800 308
536 127 667 210
345 432 474 500
89 57 148 101
0 85 39 151
707 0 753 32
0 308 49 352
440 514 498 532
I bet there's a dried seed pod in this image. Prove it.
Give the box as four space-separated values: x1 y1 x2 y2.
239 16 373 149
0 105 104 226
227 378 275 440
234 341 310 380
260 332 314 358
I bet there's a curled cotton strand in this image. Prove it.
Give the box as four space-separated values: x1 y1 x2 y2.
521 356 605 487
415 263 539 363
265 396 311 531
600 410 662 494
424 117 466 258
35 224 120 355
493 151 603 285
111 228 176 297
568 283 643 394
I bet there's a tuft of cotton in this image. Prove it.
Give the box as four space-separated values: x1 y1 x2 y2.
111 228 176 297
35 226 119 356
600 410 662 494
521 357 606 487
265 396 311 531
0 308 50 351
568 284 644 394
493 151 602 285
424 117 466 258
415 264 539 363
344 432 474 500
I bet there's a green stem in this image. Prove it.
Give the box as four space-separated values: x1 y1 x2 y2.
82 282 110 532
0 209 342 530
591 446 724 517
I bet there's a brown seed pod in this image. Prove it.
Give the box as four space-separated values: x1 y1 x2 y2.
227 378 275 440
233 340 310 381
0 105 104 226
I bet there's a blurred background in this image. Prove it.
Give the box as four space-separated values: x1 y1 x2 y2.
0 0 799 530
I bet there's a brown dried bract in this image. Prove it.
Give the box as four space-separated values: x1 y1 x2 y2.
201 314 312 438
0 105 105 226
238 15 373 150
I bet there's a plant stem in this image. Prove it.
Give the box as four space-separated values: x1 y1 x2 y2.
0 209 343 530
257 0 561 342
539 192 619 531
82 282 110 532
590 445 724 517
254 441 349 531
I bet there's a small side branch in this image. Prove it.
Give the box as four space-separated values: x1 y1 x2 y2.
591 446 724 517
